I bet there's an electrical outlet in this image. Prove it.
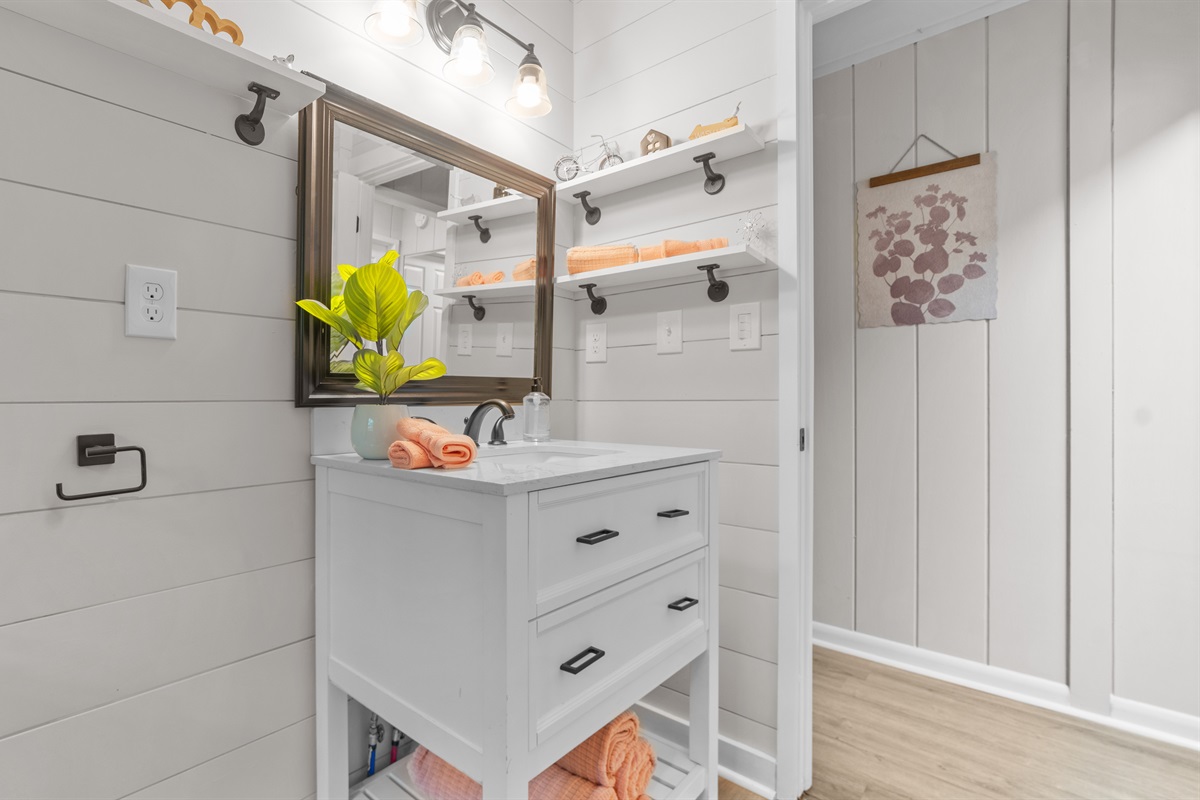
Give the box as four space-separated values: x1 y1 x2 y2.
585 322 607 363
657 310 682 354
496 322 513 357
126 264 177 339
729 301 761 351
457 324 472 356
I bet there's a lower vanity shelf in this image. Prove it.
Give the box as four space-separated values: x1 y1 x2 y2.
352 730 707 800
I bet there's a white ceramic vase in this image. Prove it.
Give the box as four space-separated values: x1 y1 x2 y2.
350 403 409 460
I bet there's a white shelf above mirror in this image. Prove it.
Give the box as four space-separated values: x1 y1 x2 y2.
438 194 538 226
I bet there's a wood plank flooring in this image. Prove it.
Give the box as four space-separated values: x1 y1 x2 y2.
717 647 1200 800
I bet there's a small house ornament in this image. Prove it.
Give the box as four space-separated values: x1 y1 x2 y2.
640 129 672 156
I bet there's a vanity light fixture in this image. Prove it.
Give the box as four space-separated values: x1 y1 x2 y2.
426 0 552 117
364 0 423 48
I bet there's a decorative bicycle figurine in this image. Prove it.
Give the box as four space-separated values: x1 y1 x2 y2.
554 134 624 181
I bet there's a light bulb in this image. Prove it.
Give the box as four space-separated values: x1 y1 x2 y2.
378 1 411 37
457 35 483 76
516 76 540 108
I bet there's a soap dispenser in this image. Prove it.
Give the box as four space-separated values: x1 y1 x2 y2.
523 378 550 442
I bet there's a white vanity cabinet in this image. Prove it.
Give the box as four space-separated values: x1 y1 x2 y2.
312 442 720 800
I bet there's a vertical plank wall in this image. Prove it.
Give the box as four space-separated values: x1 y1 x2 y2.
814 1 1070 682
571 0 782 758
0 0 575 795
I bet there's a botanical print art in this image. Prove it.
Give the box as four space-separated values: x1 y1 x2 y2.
855 152 998 328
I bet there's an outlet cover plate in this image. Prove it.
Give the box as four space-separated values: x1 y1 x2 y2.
125 264 177 339
496 322 513 357
657 310 682 354
729 301 761 351
585 322 607 363
457 324 472 356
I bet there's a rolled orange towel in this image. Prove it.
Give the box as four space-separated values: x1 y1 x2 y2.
455 276 471 287
486 270 506 284
408 746 617 800
388 439 433 470
556 711 639 788
396 417 444 441
638 244 666 262
697 236 729 251
396 418 477 469
663 239 701 257
513 257 536 281
464 271 484 286
613 738 656 800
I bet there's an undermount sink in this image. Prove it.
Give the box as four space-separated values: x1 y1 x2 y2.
475 444 618 465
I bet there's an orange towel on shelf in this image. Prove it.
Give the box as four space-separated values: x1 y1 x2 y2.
613 738 656 800
637 244 666 262
457 271 484 286
513 257 536 282
567 244 639 275
387 439 432 470
408 747 618 800
395 418 477 469
455 276 470 287
556 711 639 789
486 270 506 284
663 237 729 258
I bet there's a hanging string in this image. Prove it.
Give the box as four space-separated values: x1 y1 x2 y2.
888 134 960 174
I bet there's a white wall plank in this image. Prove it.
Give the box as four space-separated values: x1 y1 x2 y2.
812 68 856 630
125 717 316 800
0 295 294 403
0 182 296 319
0 641 315 800
0 481 313 627
720 587 778 664
719 464 778 533
573 0 671 53
0 401 312 516
852 46 918 645
720 525 780 599
913 20 989 663
575 400 779 465
664 648 778 729
986 0 1069 681
643 685 777 757
1111 0 1200 717
0 561 314 739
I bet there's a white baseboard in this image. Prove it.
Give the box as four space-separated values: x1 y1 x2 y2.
813 622 1200 752
634 700 777 800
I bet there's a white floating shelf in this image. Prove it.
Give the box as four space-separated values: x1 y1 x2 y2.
556 244 773 296
438 194 537 226
0 0 325 130
558 124 764 202
351 730 706 800
432 280 536 302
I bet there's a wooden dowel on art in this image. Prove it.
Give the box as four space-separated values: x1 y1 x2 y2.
869 154 983 188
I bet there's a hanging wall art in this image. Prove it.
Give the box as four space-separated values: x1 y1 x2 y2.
856 151 998 328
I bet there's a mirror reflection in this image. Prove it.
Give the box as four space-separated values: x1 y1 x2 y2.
330 120 537 384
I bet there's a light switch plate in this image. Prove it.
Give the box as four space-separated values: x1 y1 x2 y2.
657 310 682 354
496 322 513 357
729 301 761 351
457 324 472 356
125 264 177 339
585 322 607 363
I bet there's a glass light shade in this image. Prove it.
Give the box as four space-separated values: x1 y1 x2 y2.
443 20 494 86
505 55 552 118
364 0 423 47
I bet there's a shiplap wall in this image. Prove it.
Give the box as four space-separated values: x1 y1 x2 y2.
570 0 781 758
0 0 574 795
814 0 1200 723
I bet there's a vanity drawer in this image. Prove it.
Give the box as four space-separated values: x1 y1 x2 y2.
530 550 708 745
529 462 708 615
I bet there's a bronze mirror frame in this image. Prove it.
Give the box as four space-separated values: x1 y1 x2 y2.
295 78 555 407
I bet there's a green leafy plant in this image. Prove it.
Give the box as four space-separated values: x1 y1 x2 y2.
297 250 447 401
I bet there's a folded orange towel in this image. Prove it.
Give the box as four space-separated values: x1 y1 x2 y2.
396 418 476 469
638 244 666 262
486 270 505 284
662 237 730 258
613 738 656 800
567 244 639 275
388 439 432 470
455 276 470 287
409 747 617 800
513 257 536 282
557 711 639 789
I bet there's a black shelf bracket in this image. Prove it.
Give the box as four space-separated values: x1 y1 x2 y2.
55 434 148 502
467 215 491 243
693 152 726 195
574 191 602 226
580 283 607 315
234 82 280 147
463 294 486 320
698 264 730 303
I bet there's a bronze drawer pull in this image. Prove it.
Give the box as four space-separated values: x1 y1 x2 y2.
576 529 619 545
668 597 699 611
657 509 690 518
560 646 605 674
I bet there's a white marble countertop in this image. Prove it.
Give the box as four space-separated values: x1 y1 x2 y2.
311 439 721 496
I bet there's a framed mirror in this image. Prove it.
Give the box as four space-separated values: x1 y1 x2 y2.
296 79 555 406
